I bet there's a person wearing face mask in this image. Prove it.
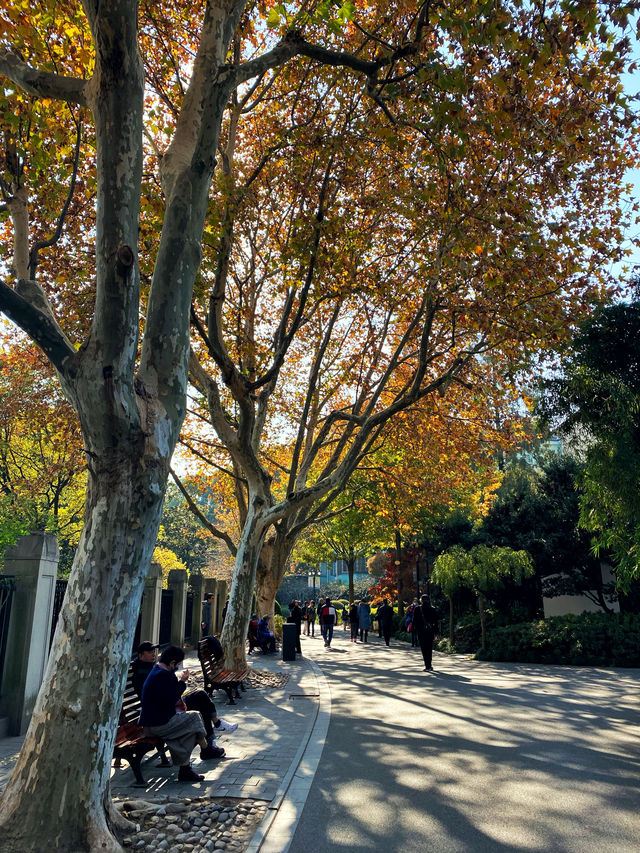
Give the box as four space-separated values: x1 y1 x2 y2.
139 645 225 782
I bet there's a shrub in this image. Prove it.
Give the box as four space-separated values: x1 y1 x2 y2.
478 612 640 666
273 614 283 639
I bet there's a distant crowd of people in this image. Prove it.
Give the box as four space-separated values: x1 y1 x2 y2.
288 593 438 670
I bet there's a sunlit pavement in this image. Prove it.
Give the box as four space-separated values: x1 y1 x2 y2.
286 628 640 853
2 631 639 853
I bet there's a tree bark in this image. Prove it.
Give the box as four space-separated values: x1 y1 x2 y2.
7 185 29 281
255 528 293 625
220 497 270 670
347 551 355 605
0 436 167 852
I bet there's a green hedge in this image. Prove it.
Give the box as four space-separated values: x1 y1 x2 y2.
478 613 640 666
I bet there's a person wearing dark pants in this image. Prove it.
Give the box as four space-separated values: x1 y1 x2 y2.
132 641 238 741
349 603 359 642
290 600 303 653
357 600 371 643
378 598 395 647
320 599 336 647
257 616 277 652
307 601 316 636
139 645 225 782
412 594 438 671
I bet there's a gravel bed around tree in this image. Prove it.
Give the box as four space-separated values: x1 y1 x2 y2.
116 795 268 852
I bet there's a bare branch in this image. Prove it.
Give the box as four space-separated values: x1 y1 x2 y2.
29 118 83 279
170 468 238 557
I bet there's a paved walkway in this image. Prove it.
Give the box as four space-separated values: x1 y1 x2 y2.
291 629 640 853
2 630 640 853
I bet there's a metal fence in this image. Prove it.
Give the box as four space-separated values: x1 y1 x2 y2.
0 575 16 693
48 580 189 653
159 588 174 646
49 578 68 650
184 591 194 642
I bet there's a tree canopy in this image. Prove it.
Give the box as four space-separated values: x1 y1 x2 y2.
0 1 638 849
538 291 640 587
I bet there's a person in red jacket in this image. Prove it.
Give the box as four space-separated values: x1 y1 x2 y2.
319 598 337 647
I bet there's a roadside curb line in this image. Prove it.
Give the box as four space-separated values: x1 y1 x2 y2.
245 658 330 853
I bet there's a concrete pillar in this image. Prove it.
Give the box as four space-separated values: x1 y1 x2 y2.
190 573 204 646
168 568 188 648
0 532 59 736
139 562 162 645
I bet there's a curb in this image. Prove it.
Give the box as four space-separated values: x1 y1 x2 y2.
245 658 330 853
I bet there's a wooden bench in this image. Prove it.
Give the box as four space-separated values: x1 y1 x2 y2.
198 639 249 705
112 669 169 787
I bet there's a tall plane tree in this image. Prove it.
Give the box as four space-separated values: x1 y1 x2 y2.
178 2 638 667
0 1 637 850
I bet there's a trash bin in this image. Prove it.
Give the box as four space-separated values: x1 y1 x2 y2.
282 622 297 661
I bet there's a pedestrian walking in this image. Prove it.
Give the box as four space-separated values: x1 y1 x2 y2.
406 598 419 647
290 599 302 653
320 598 336 647
412 594 438 671
341 603 349 630
349 602 359 642
201 592 213 635
357 599 371 643
302 601 309 635
378 598 394 647
307 600 316 636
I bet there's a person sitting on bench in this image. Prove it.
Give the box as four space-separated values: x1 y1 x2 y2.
133 641 238 740
137 645 229 782
131 642 238 781
257 615 277 653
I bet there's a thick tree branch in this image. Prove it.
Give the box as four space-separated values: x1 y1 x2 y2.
0 280 76 371
0 51 87 106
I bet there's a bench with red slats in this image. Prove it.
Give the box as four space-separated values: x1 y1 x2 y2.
112 669 168 786
197 639 248 705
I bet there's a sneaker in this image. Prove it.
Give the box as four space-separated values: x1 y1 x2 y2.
200 744 225 760
178 765 204 783
215 719 238 734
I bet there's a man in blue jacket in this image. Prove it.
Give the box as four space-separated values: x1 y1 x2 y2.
139 645 225 782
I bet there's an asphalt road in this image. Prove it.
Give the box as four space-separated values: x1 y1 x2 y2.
290 629 640 853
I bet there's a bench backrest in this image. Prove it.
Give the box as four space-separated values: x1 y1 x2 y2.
119 668 142 727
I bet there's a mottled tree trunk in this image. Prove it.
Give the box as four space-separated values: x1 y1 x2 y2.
347 551 355 605
220 498 270 670
0 444 168 852
255 529 293 627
